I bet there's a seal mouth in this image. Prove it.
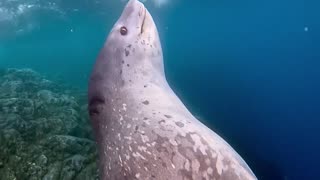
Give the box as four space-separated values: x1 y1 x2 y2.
140 7 147 34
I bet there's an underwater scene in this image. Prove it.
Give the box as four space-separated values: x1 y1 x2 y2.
0 0 319 179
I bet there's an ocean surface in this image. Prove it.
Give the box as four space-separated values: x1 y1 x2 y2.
1 0 319 179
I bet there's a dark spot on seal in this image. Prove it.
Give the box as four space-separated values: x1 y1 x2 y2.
158 119 165 124
175 122 184 127
122 60 124 64
150 45 153 48
151 175 156 178
127 44 132 48
171 152 176 162
120 70 122 75
162 162 167 168
127 64 130 67
125 49 130 56
164 114 172 118
144 85 147 88
135 126 139 131
178 169 193 180
88 95 105 116
142 100 149 105
143 117 148 120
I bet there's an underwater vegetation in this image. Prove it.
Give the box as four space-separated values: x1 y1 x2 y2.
0 68 98 180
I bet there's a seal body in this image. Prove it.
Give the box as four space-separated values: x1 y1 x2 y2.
88 0 257 179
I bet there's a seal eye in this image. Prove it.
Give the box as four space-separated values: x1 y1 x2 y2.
120 26 128 36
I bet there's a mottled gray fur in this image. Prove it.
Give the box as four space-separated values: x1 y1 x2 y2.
88 0 257 179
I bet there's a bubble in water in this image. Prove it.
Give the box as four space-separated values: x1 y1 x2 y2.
137 0 169 7
153 0 169 7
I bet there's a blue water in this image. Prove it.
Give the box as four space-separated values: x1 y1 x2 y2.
1 0 319 179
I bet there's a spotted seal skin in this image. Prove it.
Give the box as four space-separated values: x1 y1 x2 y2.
88 0 257 179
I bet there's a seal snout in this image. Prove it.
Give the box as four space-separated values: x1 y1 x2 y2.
118 0 147 36
127 0 145 9
125 0 146 18
128 0 147 34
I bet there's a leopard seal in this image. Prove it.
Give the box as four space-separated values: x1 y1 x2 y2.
88 0 257 179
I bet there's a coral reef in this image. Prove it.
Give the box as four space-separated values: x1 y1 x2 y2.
0 68 98 180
